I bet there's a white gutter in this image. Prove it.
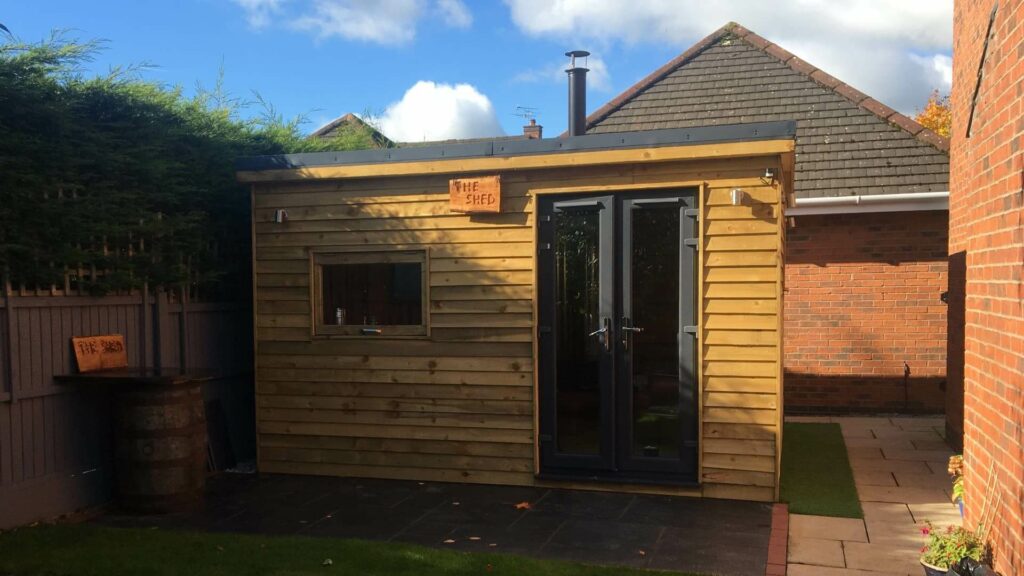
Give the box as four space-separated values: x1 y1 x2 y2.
787 191 949 215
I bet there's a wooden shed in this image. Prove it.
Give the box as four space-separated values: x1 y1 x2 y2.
238 122 795 502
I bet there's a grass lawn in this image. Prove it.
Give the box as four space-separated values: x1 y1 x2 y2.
0 524 701 576
779 422 863 518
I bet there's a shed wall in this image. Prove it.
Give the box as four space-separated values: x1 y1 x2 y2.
252 155 786 500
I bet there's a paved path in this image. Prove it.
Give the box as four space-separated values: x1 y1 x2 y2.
786 416 959 576
100 473 772 575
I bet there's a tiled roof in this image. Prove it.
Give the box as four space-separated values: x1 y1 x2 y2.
586 23 950 198
311 113 394 148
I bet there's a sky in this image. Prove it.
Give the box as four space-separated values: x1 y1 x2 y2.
5 1 953 141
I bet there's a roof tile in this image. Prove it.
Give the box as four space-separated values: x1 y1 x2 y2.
834 83 870 105
764 43 796 63
860 98 899 120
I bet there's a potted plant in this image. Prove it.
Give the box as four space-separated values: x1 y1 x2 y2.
948 455 964 517
919 522 987 575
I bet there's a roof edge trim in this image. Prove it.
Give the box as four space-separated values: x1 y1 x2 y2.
237 121 796 173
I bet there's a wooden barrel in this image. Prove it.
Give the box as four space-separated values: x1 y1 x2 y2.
114 379 207 513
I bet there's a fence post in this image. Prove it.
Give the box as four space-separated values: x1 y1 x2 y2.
2 280 16 403
154 290 167 369
178 285 190 372
140 283 151 369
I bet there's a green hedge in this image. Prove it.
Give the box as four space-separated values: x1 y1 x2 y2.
0 35 379 296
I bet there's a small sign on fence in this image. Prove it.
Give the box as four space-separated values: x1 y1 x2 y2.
72 334 128 373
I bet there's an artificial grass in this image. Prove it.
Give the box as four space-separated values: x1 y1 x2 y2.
779 422 863 518
0 524 701 576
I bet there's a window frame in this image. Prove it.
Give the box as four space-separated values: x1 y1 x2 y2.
310 249 430 338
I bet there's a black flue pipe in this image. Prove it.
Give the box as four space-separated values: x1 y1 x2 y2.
566 50 590 136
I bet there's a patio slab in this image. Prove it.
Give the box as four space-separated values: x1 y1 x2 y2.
785 415 958 576
97 473 772 576
788 535 845 567
789 514 867 542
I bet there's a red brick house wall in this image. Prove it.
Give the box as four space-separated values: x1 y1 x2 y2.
784 212 949 413
951 0 1024 573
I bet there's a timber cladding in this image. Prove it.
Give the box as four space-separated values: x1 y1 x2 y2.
248 145 790 502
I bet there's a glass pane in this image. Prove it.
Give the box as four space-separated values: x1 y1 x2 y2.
554 208 602 455
322 262 422 326
629 206 680 459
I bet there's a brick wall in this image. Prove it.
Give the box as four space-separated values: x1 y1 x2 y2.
784 211 949 413
951 0 1024 573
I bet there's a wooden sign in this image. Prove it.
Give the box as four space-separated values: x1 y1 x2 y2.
449 175 501 213
72 334 128 373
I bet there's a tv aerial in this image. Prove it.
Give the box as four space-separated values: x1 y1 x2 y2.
512 106 538 122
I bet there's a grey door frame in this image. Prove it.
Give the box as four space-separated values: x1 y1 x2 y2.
536 189 699 484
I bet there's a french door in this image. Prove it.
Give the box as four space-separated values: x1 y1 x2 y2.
537 190 698 483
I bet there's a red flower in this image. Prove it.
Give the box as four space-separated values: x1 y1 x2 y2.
921 526 931 535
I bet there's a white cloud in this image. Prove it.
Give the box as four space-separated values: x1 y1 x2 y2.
513 54 611 92
292 0 423 44
436 0 472 28
232 0 472 44
232 0 287 28
922 54 953 88
376 81 505 141
503 0 952 114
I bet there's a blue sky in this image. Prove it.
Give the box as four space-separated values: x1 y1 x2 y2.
5 1 952 141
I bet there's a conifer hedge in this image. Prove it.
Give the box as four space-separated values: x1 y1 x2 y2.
0 35 379 297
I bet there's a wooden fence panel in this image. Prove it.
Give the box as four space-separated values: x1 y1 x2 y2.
0 292 251 529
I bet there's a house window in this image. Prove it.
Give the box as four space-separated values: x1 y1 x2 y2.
313 250 428 337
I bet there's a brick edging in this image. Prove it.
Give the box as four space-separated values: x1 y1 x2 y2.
766 503 789 576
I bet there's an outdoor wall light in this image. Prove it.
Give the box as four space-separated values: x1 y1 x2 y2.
273 209 288 223
730 188 747 206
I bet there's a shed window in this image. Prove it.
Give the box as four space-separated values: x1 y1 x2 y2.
313 251 427 336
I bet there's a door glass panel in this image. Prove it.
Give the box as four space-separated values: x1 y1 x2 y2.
554 208 602 455
629 205 680 460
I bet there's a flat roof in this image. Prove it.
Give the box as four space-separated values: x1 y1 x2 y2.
236 121 796 172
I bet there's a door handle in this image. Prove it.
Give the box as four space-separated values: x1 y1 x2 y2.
588 318 612 352
621 317 644 350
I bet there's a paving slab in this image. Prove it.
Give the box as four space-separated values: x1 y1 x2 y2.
788 535 846 567
849 459 933 475
893 472 952 490
837 417 897 428
857 485 951 505
848 447 886 460
870 428 943 442
880 448 954 462
790 514 868 542
788 565 907 576
861 502 915 525
889 416 945 431
854 471 897 487
908 503 962 527
844 437 915 450
844 540 922 575
910 438 953 451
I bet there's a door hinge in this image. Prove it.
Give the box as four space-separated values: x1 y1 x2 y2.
539 243 552 251
684 238 699 250
540 214 552 222
684 208 699 220
539 326 552 334
539 434 553 443
683 325 699 338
